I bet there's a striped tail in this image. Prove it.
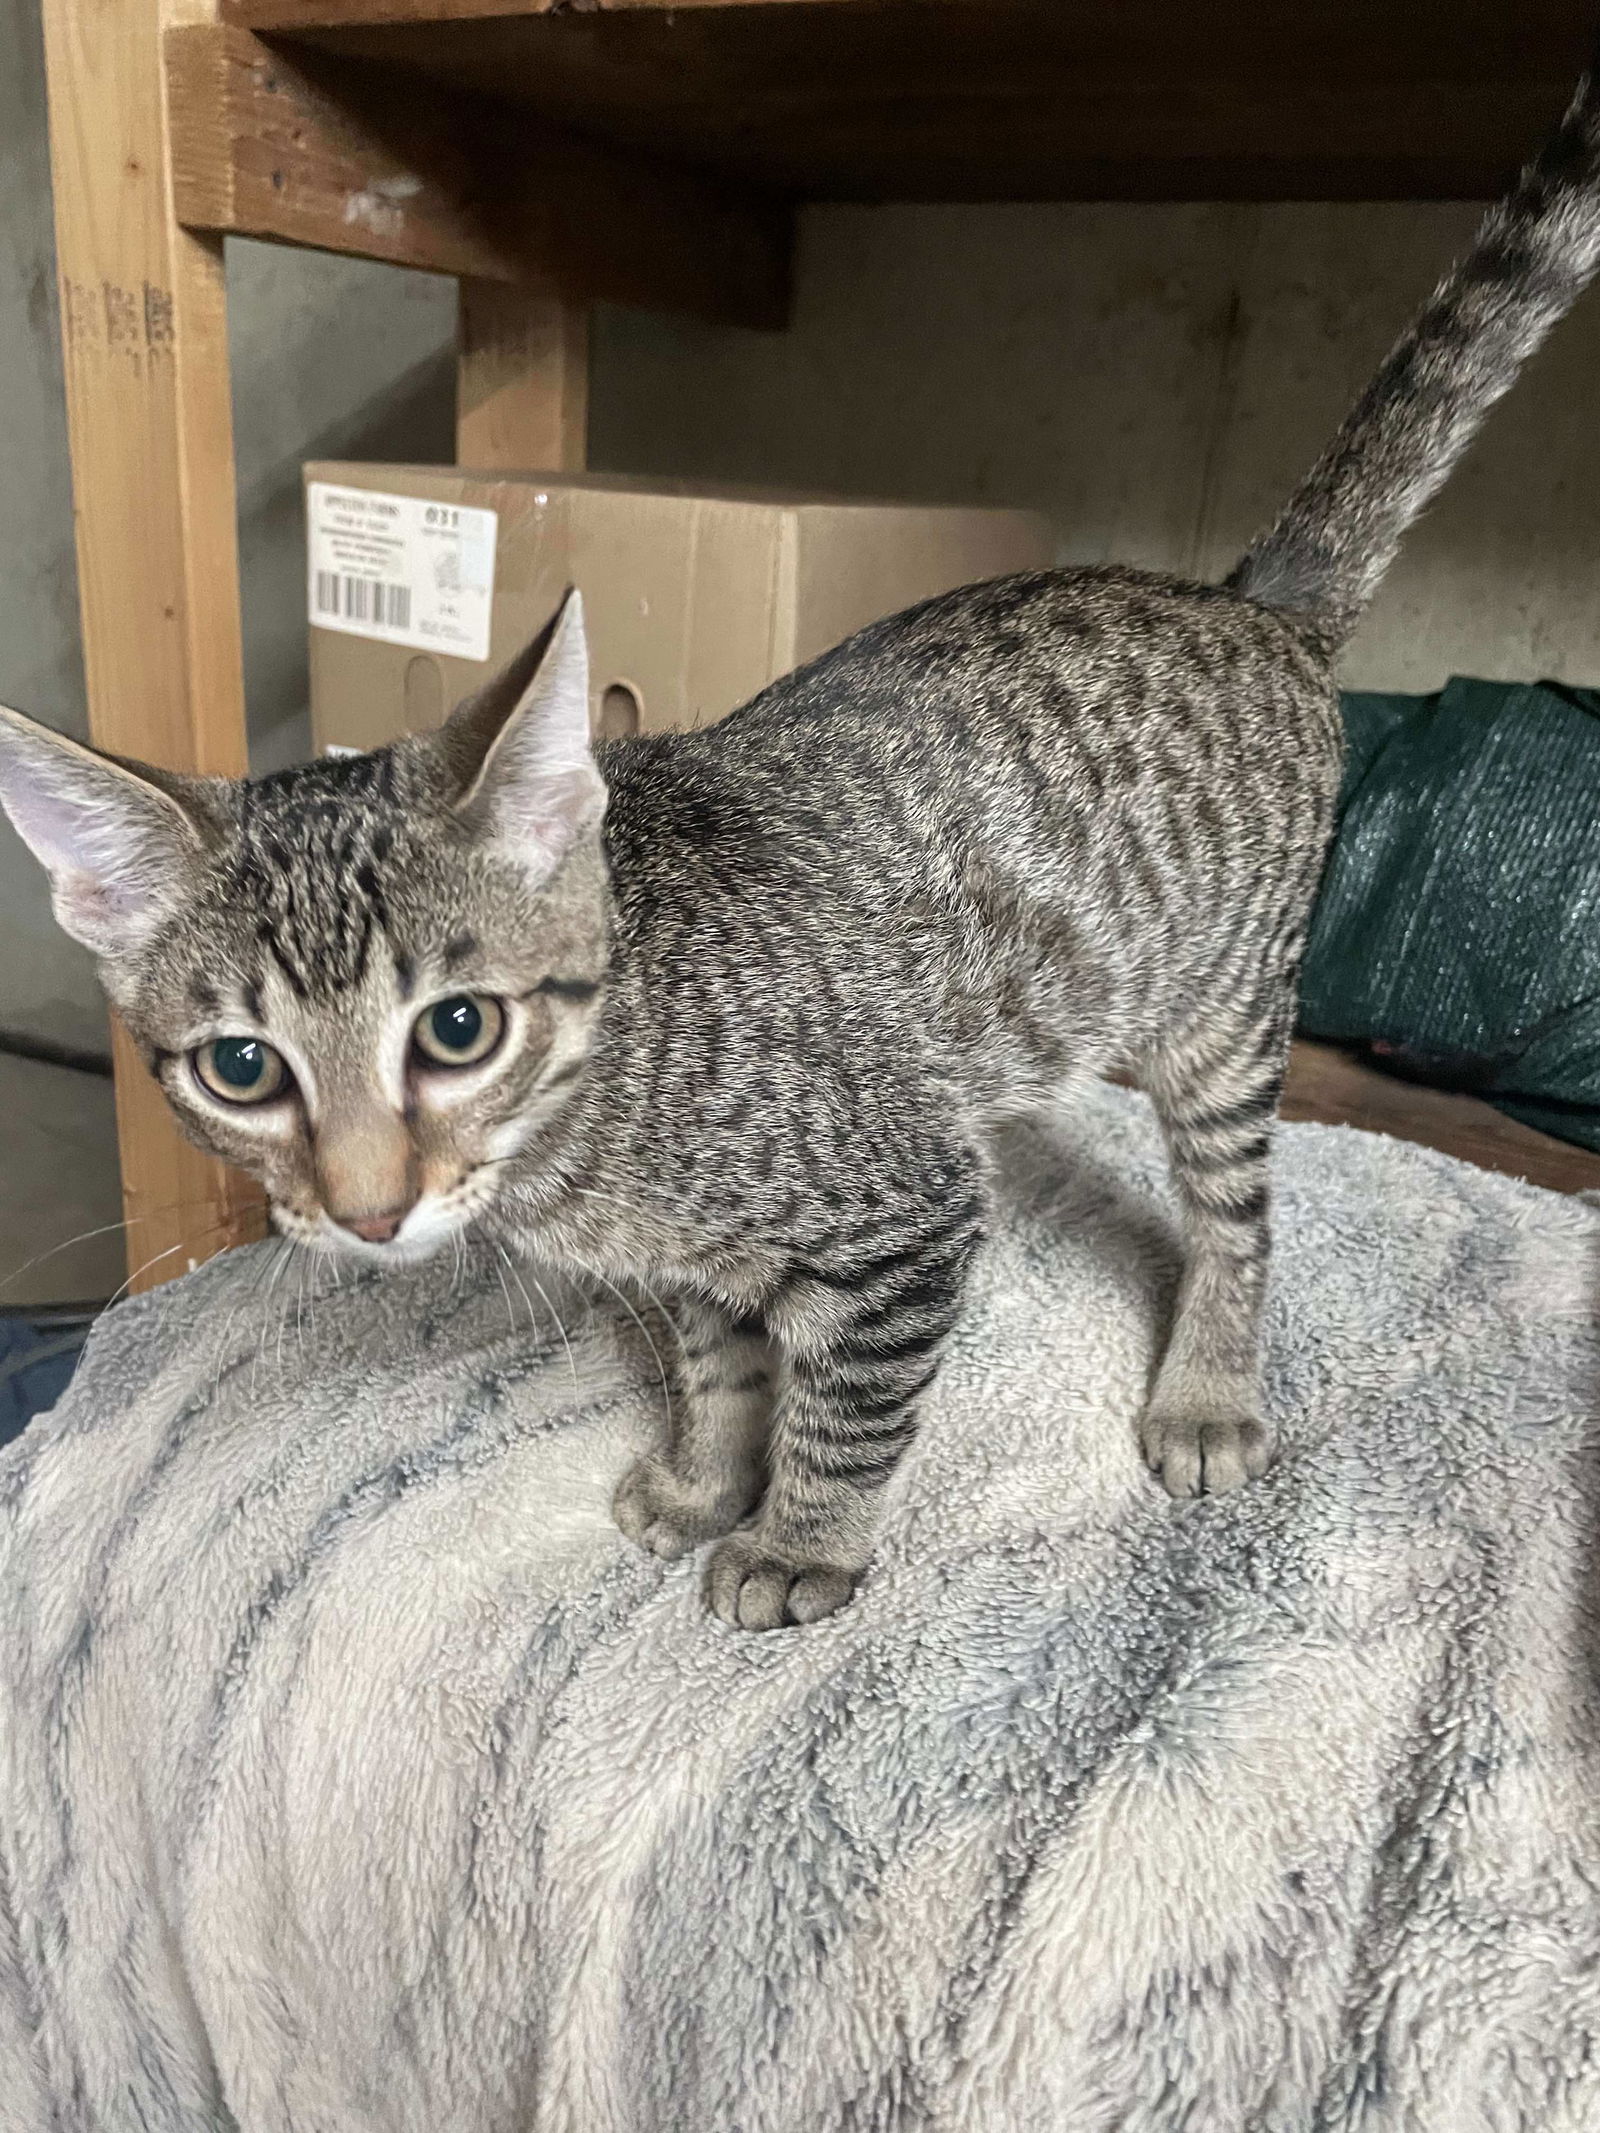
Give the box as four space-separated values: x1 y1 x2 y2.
1229 50 1600 646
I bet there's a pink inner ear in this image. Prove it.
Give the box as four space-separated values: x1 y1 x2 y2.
47 853 180 961
0 714 206 957
59 868 146 924
493 766 606 877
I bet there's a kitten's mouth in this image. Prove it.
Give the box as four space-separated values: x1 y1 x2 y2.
324 1219 455 1267
273 1172 498 1266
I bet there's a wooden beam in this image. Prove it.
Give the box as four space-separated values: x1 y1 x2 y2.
457 284 588 470
40 0 266 1291
165 22 791 326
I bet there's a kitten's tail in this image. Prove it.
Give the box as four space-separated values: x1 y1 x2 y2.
1228 50 1600 646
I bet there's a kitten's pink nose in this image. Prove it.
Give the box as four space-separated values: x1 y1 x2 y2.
340 1207 410 1245
316 1105 418 1247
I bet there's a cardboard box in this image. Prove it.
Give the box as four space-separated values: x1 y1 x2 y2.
306 466 1054 752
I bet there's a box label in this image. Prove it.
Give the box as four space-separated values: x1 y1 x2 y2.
307 483 498 662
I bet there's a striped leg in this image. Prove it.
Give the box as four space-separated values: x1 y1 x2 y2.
706 1198 981 1631
612 1297 772 1559
1140 989 1293 1496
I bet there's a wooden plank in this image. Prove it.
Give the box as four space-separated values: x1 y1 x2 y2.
40 0 266 1291
226 0 835 19
457 284 589 470
222 0 1588 70
218 0 1593 204
1116 1041 1600 1192
165 22 790 325
1280 1042 1600 1197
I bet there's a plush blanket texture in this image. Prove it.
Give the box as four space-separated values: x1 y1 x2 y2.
3 1084 1599 2132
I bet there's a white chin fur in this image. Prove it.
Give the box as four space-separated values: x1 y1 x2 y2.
274 1199 472 1267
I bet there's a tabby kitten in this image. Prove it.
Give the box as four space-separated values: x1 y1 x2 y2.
5 65 1600 1628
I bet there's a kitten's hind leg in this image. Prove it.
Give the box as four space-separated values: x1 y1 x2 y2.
613 1298 772 1560
1139 987 1292 1497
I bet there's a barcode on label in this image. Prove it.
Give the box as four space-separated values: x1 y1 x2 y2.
307 483 496 659
314 571 412 630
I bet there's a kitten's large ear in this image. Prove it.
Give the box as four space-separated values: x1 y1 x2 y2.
0 705 211 958
440 589 604 877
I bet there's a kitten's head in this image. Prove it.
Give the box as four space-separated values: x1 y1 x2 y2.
0 592 608 1263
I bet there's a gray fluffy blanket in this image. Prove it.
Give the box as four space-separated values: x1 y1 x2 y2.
3 1083 1599 2132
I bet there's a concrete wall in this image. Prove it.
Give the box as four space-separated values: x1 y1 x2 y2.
0 0 97 1055
593 201 1600 693
229 244 454 772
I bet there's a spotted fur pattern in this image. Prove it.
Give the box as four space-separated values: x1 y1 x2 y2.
3 63 1600 1627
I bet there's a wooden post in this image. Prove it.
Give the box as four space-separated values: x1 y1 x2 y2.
457 283 590 471
41 0 264 1290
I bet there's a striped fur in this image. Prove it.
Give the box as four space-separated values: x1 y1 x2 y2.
3 62 1600 1627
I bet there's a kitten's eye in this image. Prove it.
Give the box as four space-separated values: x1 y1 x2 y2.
413 993 505 1068
193 1036 289 1106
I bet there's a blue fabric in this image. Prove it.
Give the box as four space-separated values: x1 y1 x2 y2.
1302 679 1600 1150
0 1318 89 1450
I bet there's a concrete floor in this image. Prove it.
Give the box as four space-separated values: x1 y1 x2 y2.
0 1053 124 1306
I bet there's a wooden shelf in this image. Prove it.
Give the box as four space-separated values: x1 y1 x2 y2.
165 22 791 324
1114 1044 1600 1198
217 0 1594 207
1280 1042 1600 1197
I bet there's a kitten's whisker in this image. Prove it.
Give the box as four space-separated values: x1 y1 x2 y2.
0 1218 135 1298
292 1251 310 1368
208 1260 255 1381
100 1224 226 1316
489 1250 526 1345
213 1236 289 1404
274 1246 300 1380
254 1238 295 1397
312 1240 343 1353
546 1188 698 1342
256 1237 297 1398
495 1244 545 1351
587 1267 673 1442
521 1261 581 1404
2 1185 271 1302
619 1271 686 1352
301 1249 322 1367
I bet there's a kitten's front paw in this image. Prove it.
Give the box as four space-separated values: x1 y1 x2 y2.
1140 1405 1275 1498
612 1455 756 1560
705 1532 862 1631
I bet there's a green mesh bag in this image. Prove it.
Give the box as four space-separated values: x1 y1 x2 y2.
1299 677 1600 1152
